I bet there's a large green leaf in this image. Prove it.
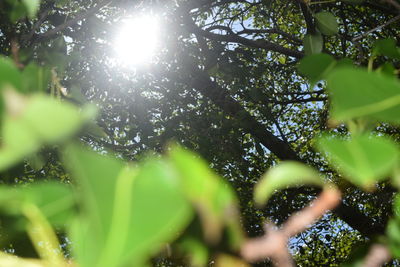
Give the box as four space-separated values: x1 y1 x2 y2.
254 161 324 206
297 53 335 84
22 0 40 18
0 182 75 226
317 135 398 190
23 95 84 143
21 63 51 94
0 90 91 171
327 67 400 123
7 1 28 22
303 33 323 55
387 218 400 258
178 237 209 267
373 38 400 59
0 57 21 91
168 146 243 248
64 145 193 267
119 160 192 265
315 12 339 36
63 145 126 266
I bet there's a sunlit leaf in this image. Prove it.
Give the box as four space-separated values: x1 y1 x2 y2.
0 57 21 91
327 67 400 123
0 182 75 226
169 146 243 247
0 90 93 171
22 0 40 18
21 63 51 93
118 160 192 265
63 144 126 266
317 135 398 190
0 252 47 267
178 238 209 267
387 219 400 258
23 95 83 143
254 161 324 206
64 145 192 266
215 254 251 267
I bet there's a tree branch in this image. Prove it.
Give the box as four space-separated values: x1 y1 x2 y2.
34 0 112 42
186 23 304 59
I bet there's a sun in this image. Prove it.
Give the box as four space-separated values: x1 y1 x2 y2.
114 16 160 66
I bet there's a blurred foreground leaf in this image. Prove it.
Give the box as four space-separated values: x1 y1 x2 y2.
169 146 243 248
64 145 193 267
317 135 398 190
254 161 324 206
327 68 400 123
0 90 93 171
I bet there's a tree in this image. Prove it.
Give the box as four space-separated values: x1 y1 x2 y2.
1 0 400 266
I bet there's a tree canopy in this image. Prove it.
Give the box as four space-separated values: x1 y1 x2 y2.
1 0 400 266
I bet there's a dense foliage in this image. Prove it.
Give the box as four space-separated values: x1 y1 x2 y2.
1 0 400 266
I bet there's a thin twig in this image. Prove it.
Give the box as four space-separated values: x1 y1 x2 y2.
352 14 400 42
241 187 341 266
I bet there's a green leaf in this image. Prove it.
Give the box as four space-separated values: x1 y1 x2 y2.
315 12 339 36
0 90 92 171
327 67 400 123
118 160 192 265
64 145 193 267
303 33 323 55
63 145 126 266
21 63 51 93
377 62 396 78
0 57 21 91
254 161 324 206
85 122 107 139
22 0 40 18
373 38 400 59
215 254 251 267
387 219 400 258
169 146 243 247
178 238 209 267
298 53 335 84
0 182 75 226
23 95 84 143
9 2 28 22
317 135 398 190
26 154 45 171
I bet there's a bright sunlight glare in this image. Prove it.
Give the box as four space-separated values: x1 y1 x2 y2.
114 16 160 66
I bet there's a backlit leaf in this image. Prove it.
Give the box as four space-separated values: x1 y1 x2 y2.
327 67 400 123
22 0 40 18
317 135 398 190
64 145 192 267
254 161 324 206
169 146 243 248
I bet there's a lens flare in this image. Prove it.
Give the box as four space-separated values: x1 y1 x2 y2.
114 16 159 65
